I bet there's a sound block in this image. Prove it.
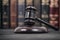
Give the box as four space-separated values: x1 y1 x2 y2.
14 26 48 33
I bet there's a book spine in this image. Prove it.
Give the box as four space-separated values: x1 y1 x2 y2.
26 0 32 6
41 0 49 27
0 0 2 28
59 0 60 28
18 0 25 26
34 0 41 26
2 0 10 28
10 0 17 28
49 0 59 28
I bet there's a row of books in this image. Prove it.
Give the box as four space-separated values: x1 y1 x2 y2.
0 0 59 29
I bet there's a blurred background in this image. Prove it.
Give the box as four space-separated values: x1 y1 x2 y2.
0 0 60 29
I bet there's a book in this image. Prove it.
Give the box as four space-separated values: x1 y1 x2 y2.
41 0 49 27
0 0 2 28
10 0 17 28
26 0 32 6
18 0 25 26
59 0 60 28
49 0 59 28
2 0 10 28
34 0 41 26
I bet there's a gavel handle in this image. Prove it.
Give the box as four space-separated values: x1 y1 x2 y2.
35 18 59 31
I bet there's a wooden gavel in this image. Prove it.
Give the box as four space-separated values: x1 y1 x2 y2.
24 6 59 31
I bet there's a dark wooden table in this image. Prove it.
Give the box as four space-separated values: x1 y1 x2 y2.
0 29 60 40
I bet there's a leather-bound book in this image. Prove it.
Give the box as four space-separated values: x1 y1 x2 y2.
49 0 59 28
10 0 17 28
41 0 49 27
2 0 10 28
18 0 25 26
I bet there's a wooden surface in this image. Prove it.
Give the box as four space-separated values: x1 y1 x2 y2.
0 29 60 40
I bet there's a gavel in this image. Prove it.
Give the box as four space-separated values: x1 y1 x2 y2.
24 6 59 31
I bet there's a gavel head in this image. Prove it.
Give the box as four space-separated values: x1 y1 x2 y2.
24 6 37 26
